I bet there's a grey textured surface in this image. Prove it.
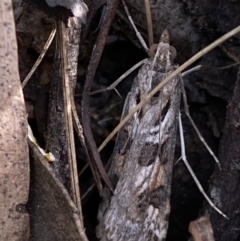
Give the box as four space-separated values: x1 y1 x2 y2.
45 0 88 22
28 141 88 241
0 0 30 240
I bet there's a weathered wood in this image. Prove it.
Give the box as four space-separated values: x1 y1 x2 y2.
189 217 215 241
0 0 29 240
28 141 88 241
45 18 82 203
201 66 240 241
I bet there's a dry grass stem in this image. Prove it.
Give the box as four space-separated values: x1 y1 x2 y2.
22 28 56 88
144 0 154 47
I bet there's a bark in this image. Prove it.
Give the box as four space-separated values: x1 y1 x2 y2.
28 141 88 241
189 217 215 241
201 67 240 241
0 0 29 240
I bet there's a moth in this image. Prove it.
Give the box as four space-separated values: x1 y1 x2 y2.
97 30 181 241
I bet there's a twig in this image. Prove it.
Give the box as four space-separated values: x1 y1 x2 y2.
58 20 81 211
81 0 120 193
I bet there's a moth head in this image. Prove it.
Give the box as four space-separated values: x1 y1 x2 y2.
160 29 170 44
149 44 176 63
149 29 177 66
